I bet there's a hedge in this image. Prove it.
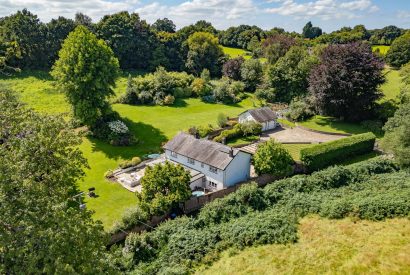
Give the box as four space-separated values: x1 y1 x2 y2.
300 132 376 171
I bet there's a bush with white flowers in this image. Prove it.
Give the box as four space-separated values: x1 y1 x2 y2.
108 120 129 134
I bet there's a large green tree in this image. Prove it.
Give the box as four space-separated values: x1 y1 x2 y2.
386 31 410 68
302 21 322 39
46 16 76 67
96 11 153 70
137 161 191 215
0 9 47 69
309 43 384 121
185 32 225 77
267 46 317 103
253 139 294 176
241 58 263 92
52 26 119 126
0 90 116 274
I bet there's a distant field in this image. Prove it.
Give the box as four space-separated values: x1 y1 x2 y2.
222 46 252 59
199 216 410 274
0 71 259 228
372 45 390 55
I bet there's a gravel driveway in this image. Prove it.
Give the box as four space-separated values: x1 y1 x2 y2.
261 127 348 143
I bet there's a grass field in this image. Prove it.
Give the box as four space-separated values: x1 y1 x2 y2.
381 68 402 101
227 135 259 146
372 45 390 55
199 216 410 274
0 71 259 229
222 46 252 59
297 116 369 135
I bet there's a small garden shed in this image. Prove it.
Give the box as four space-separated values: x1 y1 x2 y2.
239 107 278 131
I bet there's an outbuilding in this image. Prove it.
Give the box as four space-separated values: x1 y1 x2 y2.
238 107 278 131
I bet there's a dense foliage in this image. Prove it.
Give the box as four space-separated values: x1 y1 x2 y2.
262 34 297 65
96 12 152 70
213 121 262 143
302 21 322 39
267 46 317 103
240 58 263 92
136 161 191 216
0 90 116 273
253 139 294 176
386 31 410 68
121 157 407 274
218 25 265 50
51 26 120 126
121 67 194 105
309 42 385 121
185 32 225 77
301 132 376 171
222 56 244 80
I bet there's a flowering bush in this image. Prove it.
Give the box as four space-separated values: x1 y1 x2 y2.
108 120 129 134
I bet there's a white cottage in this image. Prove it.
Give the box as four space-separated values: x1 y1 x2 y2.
238 107 278 131
163 132 252 191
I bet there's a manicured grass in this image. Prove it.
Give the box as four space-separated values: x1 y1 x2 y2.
227 135 259 146
298 116 369 135
222 46 252 59
0 71 260 229
372 45 390 55
199 216 410 274
282 143 314 161
380 68 402 102
277 118 296 128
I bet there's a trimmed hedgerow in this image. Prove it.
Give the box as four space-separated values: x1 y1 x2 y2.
300 132 376 171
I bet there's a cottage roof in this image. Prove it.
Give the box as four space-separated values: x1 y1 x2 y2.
163 132 245 170
243 107 277 123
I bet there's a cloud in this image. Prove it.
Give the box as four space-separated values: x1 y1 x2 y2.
135 0 257 28
0 0 139 22
265 0 379 20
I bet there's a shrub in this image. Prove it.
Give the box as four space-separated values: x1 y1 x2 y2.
301 132 376 171
110 206 149 234
285 97 314 121
219 210 298 249
213 124 243 143
239 121 262 136
119 157 141 169
210 78 244 103
196 183 268 227
253 139 294 176
197 124 214 138
163 95 175 105
190 78 211 97
360 120 384 136
120 67 194 105
104 169 114 178
217 113 228 128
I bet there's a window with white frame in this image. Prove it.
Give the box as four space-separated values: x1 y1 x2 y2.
187 157 195 164
208 181 218 189
170 151 177 158
209 166 218 174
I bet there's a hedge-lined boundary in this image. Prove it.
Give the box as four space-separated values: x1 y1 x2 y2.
300 132 376 171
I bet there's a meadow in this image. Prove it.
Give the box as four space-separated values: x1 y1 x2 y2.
0 71 259 228
199 216 410 274
0 64 401 228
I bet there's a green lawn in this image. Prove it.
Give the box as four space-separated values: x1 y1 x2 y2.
222 46 252 59
297 116 369 135
282 143 314 161
0 71 259 229
227 135 259 146
199 216 410 274
380 67 402 101
372 45 390 55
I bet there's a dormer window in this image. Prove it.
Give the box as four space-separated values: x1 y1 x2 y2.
188 157 195 164
170 151 177 158
209 166 218 174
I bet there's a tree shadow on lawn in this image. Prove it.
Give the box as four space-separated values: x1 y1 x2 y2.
89 119 167 161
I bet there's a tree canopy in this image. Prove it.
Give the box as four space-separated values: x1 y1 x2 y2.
253 139 294 176
386 31 410 68
309 42 384 121
52 25 120 126
0 90 115 274
137 161 191 215
302 21 322 39
185 32 225 77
